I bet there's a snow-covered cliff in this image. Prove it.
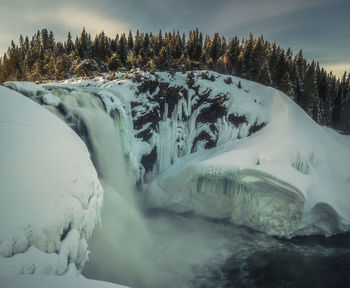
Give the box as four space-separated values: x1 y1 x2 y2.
3 70 350 241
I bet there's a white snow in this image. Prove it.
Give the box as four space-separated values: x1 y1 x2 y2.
42 92 61 107
0 87 103 275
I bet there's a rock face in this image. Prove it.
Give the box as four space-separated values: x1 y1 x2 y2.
0 86 103 276
4 70 350 238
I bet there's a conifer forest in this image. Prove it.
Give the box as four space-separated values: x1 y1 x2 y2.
0 28 349 132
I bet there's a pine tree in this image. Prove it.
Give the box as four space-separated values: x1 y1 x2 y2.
134 30 142 56
48 31 55 52
108 53 121 71
251 37 265 81
258 60 271 86
126 51 137 70
156 30 163 55
157 46 168 70
209 33 221 62
146 59 155 73
269 42 278 85
303 61 319 119
226 36 240 74
65 32 74 54
127 30 134 51
97 31 109 60
276 50 288 90
78 28 89 58
243 33 254 79
118 33 127 65
235 51 245 77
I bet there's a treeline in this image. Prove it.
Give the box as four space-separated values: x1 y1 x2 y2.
0 28 349 132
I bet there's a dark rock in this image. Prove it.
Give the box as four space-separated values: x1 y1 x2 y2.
141 146 157 174
228 114 248 127
248 121 265 136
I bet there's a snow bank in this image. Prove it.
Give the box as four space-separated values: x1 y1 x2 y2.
0 87 103 275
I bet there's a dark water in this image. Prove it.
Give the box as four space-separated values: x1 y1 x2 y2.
143 211 350 288
201 242 350 288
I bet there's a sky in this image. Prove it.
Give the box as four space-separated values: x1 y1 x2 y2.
0 0 349 77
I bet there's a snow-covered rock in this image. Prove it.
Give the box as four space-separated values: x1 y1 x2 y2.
42 92 61 107
0 87 103 275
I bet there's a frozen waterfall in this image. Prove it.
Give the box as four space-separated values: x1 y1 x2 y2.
47 89 157 287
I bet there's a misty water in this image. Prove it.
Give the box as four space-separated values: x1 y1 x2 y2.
46 88 350 288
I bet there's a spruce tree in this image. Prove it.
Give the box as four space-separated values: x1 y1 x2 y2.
243 33 254 79
226 36 240 74
157 47 168 70
66 32 74 54
209 33 221 62
258 60 271 86
118 33 127 65
303 61 319 118
134 30 142 56
251 37 265 81
127 30 134 51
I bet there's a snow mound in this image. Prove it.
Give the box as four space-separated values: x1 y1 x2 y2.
0 87 103 275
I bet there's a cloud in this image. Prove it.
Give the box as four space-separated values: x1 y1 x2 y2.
321 63 350 78
18 4 130 37
209 0 337 34
54 5 129 37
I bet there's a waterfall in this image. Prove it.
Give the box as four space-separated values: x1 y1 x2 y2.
47 88 158 287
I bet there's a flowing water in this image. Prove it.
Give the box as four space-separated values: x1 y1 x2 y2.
46 88 350 288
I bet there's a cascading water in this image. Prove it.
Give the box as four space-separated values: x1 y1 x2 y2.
41 87 350 288
45 88 158 287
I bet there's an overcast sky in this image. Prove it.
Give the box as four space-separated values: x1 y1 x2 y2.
0 0 348 77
